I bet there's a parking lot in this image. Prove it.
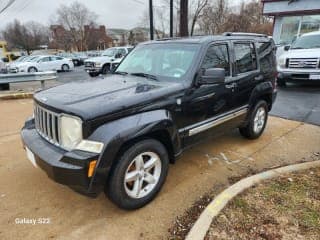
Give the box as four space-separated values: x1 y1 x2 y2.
0 68 320 239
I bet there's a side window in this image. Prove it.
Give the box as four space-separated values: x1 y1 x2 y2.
201 44 230 76
118 49 126 56
40 57 50 62
234 43 258 74
256 42 276 74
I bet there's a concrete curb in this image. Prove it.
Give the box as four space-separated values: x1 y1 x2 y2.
186 160 320 240
0 92 33 100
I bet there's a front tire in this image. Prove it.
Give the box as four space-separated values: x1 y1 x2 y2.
277 78 286 87
239 100 268 139
89 72 99 77
106 139 169 210
102 64 110 74
61 64 70 72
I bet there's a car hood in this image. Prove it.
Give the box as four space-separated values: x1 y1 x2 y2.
34 75 184 121
280 48 320 59
85 56 114 63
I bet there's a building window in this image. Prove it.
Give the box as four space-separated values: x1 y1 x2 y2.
279 15 320 45
279 16 300 45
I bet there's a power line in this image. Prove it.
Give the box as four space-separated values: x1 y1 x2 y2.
0 0 16 15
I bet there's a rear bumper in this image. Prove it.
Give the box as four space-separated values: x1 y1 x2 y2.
21 119 101 197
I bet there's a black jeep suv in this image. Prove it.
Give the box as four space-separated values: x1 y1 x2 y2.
21 33 277 209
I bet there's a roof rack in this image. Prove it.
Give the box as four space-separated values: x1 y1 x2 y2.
223 32 268 38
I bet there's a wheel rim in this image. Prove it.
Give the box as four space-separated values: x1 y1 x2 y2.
124 151 162 199
253 107 266 134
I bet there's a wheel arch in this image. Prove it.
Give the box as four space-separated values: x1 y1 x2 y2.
248 82 273 111
87 110 181 193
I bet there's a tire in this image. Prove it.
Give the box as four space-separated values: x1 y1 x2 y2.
239 100 268 140
0 83 9 91
61 64 70 72
102 64 110 74
106 139 169 210
89 72 99 77
28 67 37 73
277 78 286 87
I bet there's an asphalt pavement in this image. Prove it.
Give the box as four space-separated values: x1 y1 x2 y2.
270 83 320 126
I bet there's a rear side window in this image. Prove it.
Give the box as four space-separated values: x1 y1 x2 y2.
256 42 276 74
201 44 230 76
234 43 257 74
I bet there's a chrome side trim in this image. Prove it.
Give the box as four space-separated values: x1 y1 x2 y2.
185 106 248 137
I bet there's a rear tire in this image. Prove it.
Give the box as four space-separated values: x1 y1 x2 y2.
239 100 268 140
106 139 169 210
28 67 37 73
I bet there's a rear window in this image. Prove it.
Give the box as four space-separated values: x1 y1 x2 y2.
234 43 257 74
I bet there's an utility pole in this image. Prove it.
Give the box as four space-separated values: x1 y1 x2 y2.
149 0 154 40
170 0 173 38
179 0 189 37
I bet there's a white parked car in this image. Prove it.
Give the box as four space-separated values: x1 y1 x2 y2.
84 46 133 77
9 55 74 73
277 31 320 86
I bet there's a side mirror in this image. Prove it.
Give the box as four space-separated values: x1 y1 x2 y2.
199 68 225 85
284 45 290 51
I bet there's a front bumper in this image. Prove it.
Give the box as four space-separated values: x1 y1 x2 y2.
84 66 101 73
277 69 320 81
21 119 101 197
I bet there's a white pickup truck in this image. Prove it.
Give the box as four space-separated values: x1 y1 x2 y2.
277 31 320 86
84 46 133 77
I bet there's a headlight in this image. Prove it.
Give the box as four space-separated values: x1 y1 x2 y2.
278 57 286 68
95 62 102 67
59 114 104 153
60 115 83 150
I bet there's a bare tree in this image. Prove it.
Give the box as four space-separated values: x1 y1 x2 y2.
55 1 97 51
189 0 209 36
2 20 49 54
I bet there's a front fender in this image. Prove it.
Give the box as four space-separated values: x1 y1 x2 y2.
87 109 180 193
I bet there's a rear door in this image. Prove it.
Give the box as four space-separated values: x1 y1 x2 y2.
231 41 260 108
38 57 51 71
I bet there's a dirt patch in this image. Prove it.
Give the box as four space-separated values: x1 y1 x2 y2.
168 154 320 240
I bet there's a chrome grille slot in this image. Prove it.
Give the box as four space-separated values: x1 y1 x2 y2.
288 58 319 69
34 103 61 146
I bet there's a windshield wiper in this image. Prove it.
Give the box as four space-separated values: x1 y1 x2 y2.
131 72 158 81
114 71 128 75
291 47 303 49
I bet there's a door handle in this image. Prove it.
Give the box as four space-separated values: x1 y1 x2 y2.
225 83 236 89
254 75 264 81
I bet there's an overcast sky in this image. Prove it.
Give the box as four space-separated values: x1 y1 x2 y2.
0 0 243 30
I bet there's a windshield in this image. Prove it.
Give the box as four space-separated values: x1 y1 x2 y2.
102 48 117 57
291 34 320 49
116 43 200 81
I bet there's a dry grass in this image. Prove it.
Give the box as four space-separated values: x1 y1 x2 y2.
206 167 320 240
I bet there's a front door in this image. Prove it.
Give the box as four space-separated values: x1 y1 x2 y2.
179 42 238 146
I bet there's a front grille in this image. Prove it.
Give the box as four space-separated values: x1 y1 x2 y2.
85 62 94 68
34 103 61 146
288 58 319 69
